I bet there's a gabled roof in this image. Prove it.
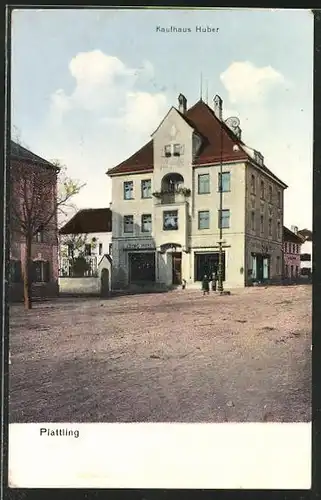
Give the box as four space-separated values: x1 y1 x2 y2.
59 208 112 235
10 140 58 169
106 100 287 187
150 106 195 137
298 228 312 242
283 226 304 244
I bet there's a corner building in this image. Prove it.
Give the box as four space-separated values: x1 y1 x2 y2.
107 94 287 290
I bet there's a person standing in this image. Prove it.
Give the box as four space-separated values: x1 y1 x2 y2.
202 274 210 296
211 269 217 292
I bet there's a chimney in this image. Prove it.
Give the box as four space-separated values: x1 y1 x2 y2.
178 93 187 114
213 94 223 120
291 225 298 235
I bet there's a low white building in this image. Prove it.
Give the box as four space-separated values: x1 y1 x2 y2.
59 208 112 278
298 228 312 276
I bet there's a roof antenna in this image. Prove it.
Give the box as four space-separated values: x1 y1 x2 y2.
200 72 203 101
205 80 209 105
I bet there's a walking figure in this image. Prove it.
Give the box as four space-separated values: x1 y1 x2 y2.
202 274 210 296
182 278 187 290
211 270 218 292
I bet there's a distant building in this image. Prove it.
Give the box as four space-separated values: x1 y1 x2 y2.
283 226 302 280
9 140 59 301
107 93 287 290
59 207 112 277
298 228 312 277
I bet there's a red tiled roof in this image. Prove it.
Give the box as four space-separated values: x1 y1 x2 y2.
59 208 112 235
106 100 287 187
10 140 58 170
283 226 304 244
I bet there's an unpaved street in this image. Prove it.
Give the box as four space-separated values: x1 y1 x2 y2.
9 285 311 423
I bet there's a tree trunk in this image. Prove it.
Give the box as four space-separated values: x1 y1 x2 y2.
23 236 32 310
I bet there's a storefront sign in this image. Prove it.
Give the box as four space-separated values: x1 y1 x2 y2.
124 242 155 250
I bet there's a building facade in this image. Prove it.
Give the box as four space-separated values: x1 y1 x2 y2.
9 140 59 301
107 95 287 290
59 207 112 277
283 226 302 279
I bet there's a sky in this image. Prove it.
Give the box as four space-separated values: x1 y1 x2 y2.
11 8 313 229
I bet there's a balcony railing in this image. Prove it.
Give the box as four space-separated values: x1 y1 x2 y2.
153 187 191 205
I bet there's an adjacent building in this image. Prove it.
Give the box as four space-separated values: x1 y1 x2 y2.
59 207 112 277
9 140 59 300
298 228 312 277
283 226 302 279
107 94 287 290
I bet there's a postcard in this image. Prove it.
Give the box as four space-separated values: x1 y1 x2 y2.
7 7 312 489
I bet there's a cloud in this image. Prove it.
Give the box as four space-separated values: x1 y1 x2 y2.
49 50 167 135
220 61 286 104
123 91 167 134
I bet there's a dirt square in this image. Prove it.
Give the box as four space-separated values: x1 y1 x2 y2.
9 285 311 423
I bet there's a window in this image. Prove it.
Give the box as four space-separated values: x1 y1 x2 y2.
109 243 112 255
173 144 181 157
218 209 230 229
10 260 22 283
268 185 273 203
260 214 264 234
32 261 50 283
260 180 265 199
251 174 256 194
129 253 155 283
284 242 288 253
251 211 255 231
300 253 311 262
35 228 44 243
99 243 103 255
84 244 91 256
164 144 182 157
124 181 134 200
276 256 281 275
277 191 281 208
194 252 225 282
198 211 210 230
218 172 230 192
277 221 281 239
141 214 152 233
124 215 134 233
268 218 272 237
163 210 178 231
198 174 210 194
141 179 152 199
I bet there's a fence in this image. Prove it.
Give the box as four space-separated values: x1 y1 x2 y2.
59 256 98 278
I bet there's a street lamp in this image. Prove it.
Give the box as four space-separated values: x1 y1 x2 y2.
217 118 224 294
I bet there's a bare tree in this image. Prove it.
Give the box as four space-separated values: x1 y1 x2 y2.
10 152 85 309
